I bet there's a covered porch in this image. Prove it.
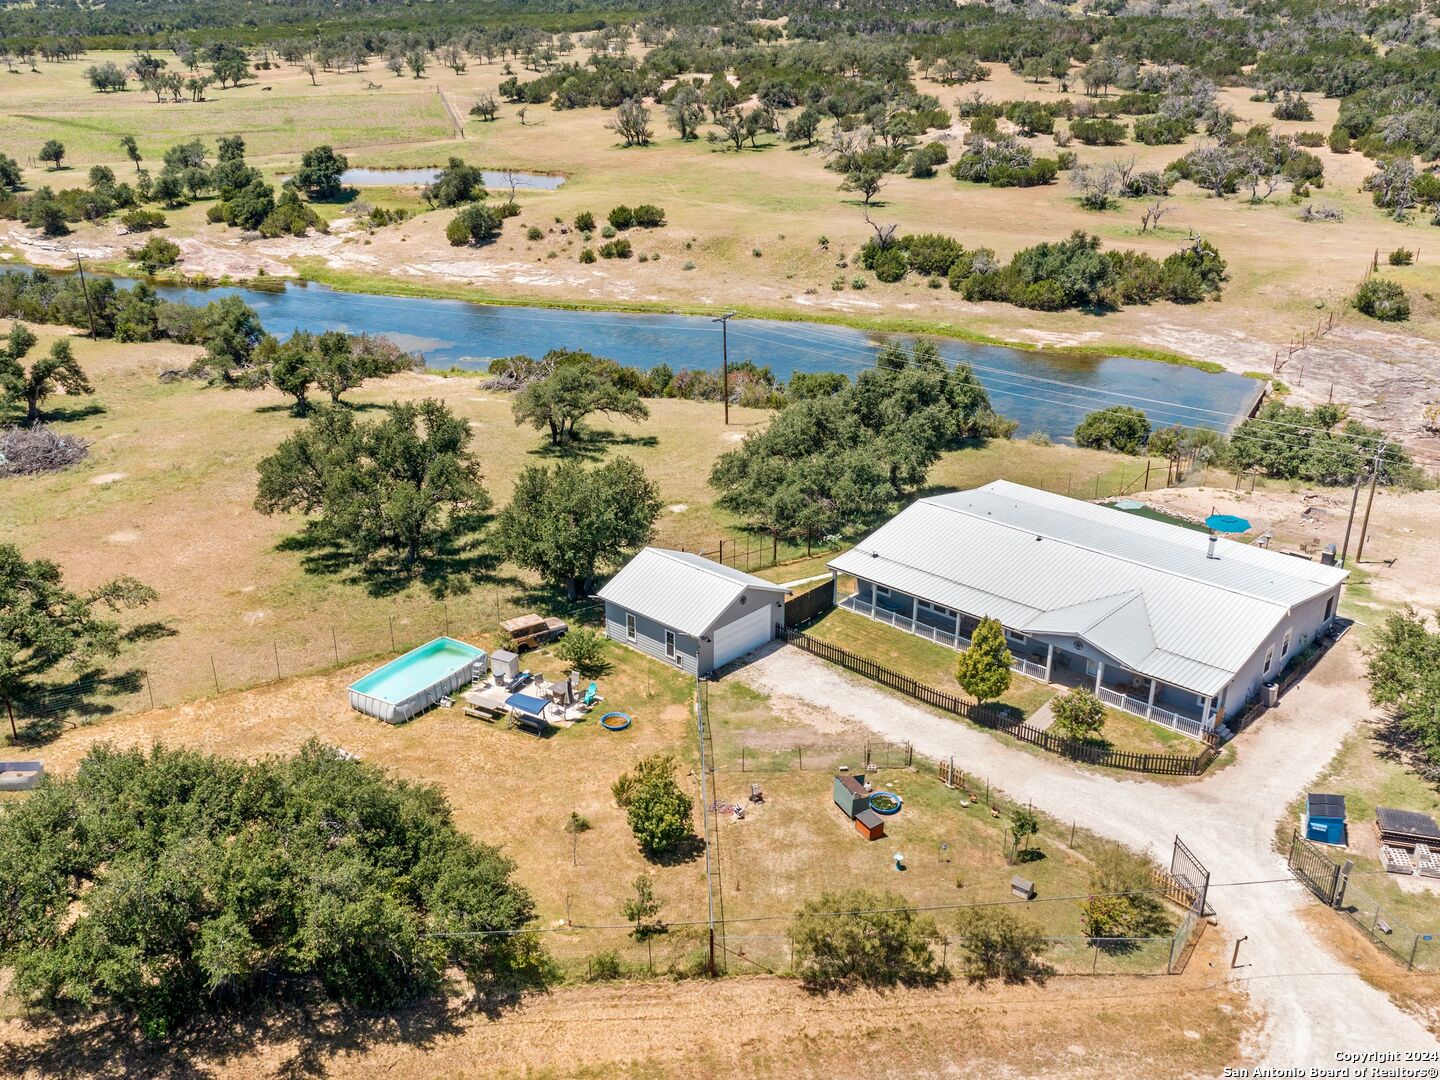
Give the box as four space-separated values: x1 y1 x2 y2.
837 581 1223 743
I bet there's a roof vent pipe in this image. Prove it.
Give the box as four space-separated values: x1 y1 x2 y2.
1206 534 1218 560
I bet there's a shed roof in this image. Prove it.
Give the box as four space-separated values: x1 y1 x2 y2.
830 481 1347 696
596 548 789 638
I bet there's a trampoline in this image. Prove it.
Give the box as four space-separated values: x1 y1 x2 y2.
599 711 633 731
870 791 903 815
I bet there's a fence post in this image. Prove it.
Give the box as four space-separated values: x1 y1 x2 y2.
273 642 281 681
145 670 155 710
333 628 340 666
742 747 746 772
210 655 220 695
797 746 803 770
1408 934 1421 971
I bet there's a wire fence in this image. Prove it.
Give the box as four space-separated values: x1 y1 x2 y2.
10 594 607 738
1285 830 1440 971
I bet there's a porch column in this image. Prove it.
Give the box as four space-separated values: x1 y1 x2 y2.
1146 678 1158 719
1093 660 1105 694
1044 643 1054 682
911 595 918 627
1201 695 1214 730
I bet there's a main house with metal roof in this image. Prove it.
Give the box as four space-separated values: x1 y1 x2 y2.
597 548 789 676
827 481 1347 739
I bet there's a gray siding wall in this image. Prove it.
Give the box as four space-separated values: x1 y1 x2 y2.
700 585 785 673
1222 583 1342 718
604 601 699 676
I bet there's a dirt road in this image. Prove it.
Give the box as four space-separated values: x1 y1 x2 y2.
737 639 1439 1061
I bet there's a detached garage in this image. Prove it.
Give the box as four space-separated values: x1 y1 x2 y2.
597 548 789 676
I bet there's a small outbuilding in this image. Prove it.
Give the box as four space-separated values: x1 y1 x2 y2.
854 808 886 841
597 547 788 675
1305 792 1347 846
834 773 872 819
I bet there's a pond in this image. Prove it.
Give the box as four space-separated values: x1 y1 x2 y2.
338 167 565 190
7 267 1262 440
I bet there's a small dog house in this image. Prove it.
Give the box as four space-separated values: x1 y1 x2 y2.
1305 792 1347 845
834 773 871 819
854 808 886 841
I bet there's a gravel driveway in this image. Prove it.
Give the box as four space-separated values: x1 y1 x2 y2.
736 641 1437 1062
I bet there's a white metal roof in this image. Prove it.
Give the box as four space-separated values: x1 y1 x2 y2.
829 481 1347 696
596 548 789 638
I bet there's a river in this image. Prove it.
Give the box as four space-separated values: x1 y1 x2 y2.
18 268 1263 439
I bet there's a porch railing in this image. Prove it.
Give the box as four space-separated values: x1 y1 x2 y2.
843 595 1217 745
1095 686 1213 742
841 596 1046 681
841 595 967 650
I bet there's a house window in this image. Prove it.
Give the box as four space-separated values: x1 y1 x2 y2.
625 613 636 642
1281 630 1292 657
874 585 892 599
1263 646 1274 676
1324 596 1335 622
665 630 676 661
918 599 957 619
1005 628 1028 645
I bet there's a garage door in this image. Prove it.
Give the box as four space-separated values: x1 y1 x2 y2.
712 605 774 669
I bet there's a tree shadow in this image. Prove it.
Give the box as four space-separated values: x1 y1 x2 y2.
526 428 659 463
12 666 150 747
275 522 497 600
36 402 107 424
644 834 706 867
0 988 534 1080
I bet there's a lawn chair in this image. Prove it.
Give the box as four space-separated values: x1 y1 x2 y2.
581 682 600 709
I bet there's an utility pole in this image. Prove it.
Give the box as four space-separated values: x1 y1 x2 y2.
74 254 97 339
1353 441 1386 566
712 311 736 425
1339 468 1364 566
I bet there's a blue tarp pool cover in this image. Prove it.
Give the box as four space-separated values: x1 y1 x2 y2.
1205 514 1251 533
505 692 550 718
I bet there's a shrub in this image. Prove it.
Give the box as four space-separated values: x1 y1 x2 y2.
1081 844 1175 939
1069 118 1127 145
1074 405 1150 454
1388 248 1414 267
130 235 181 272
792 889 945 990
526 225 544 241
1056 150 1078 171
599 238 633 259
955 908 1051 985
120 208 168 231
578 247 596 263
1051 687 1106 743
873 248 907 283
615 755 694 859
554 627 608 676
1328 127 1351 154
607 205 635 229
587 951 623 981
956 617 1012 703
601 224 617 238
632 203 665 227
446 204 505 246
1271 92 1313 121
1132 114 1191 146
1353 277 1409 321
574 210 595 231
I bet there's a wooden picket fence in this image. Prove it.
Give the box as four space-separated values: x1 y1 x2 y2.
779 628 1220 777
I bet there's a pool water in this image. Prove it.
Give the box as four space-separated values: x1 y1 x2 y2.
349 637 484 702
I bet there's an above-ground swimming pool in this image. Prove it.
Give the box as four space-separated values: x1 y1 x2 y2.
348 637 487 724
